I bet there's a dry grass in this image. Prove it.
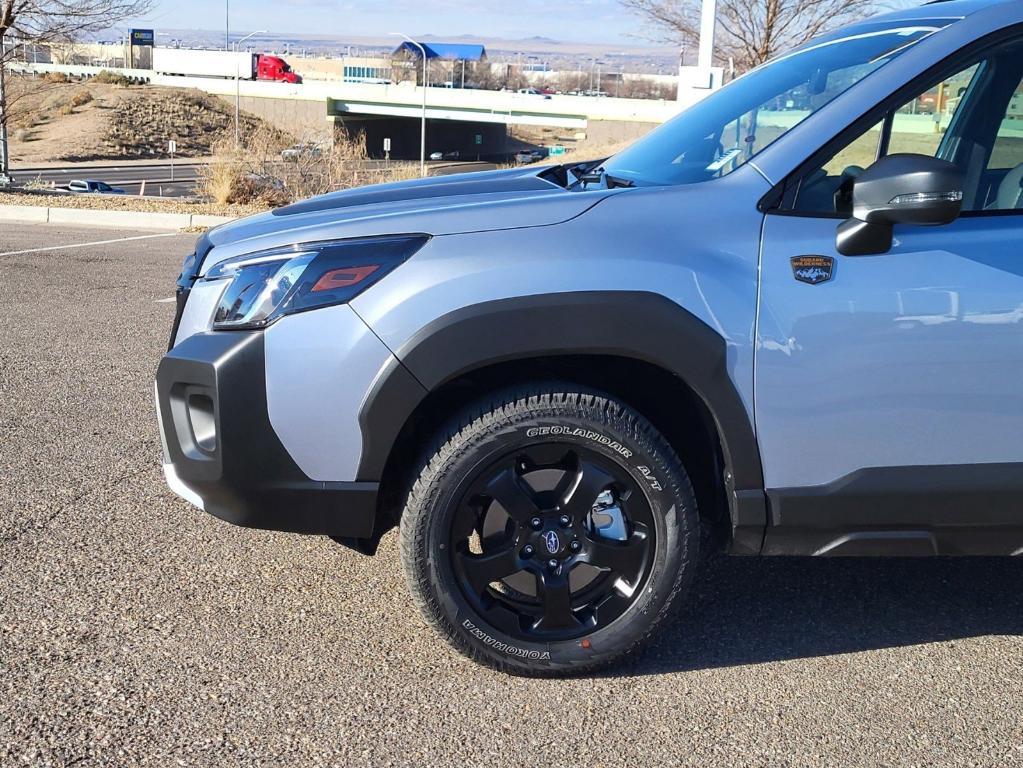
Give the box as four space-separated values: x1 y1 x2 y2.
57 89 94 115
197 126 421 207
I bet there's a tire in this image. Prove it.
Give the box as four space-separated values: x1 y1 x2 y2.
399 386 700 676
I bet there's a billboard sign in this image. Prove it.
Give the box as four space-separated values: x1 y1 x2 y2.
131 29 155 46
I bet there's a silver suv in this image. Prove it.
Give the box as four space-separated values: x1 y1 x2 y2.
157 0 1023 675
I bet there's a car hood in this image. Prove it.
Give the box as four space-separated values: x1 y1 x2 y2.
198 166 617 272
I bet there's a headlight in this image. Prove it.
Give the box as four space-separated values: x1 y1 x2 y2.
202 234 428 330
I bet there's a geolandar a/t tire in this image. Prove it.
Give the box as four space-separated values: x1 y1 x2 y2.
399 387 699 676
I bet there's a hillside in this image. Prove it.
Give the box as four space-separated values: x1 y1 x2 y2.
5 75 266 165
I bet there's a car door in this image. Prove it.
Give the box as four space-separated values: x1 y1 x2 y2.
755 36 1023 554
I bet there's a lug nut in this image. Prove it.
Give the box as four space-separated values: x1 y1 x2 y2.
530 517 543 530
559 515 571 527
547 559 559 570
569 540 581 552
522 545 535 558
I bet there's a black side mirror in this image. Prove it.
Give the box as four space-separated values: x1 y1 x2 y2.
836 153 965 256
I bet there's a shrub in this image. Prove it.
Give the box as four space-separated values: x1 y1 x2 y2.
92 70 132 86
42 71 69 84
68 89 94 108
22 175 51 190
55 89 94 115
197 125 422 206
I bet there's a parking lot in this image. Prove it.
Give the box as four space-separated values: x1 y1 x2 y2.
2 221 1023 767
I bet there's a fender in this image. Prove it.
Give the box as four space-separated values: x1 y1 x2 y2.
357 291 767 549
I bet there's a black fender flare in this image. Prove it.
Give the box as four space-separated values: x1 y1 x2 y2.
357 291 766 549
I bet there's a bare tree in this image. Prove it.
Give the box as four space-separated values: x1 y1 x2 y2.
620 0 877 73
1 0 154 183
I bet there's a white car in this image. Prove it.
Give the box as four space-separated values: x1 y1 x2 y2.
281 144 322 162
67 179 125 195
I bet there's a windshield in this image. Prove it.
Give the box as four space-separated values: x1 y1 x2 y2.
601 19 955 187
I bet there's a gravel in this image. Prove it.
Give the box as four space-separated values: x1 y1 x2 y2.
2 223 1022 767
0 190 267 218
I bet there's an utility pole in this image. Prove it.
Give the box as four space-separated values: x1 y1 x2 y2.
390 33 427 177
225 0 230 50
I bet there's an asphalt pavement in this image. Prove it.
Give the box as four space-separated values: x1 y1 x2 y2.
2 222 1022 767
13 162 201 198
9 159 496 200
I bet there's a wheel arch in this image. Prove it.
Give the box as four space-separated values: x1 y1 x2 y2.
351 291 766 555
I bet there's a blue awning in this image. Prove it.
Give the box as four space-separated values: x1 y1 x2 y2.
393 42 487 61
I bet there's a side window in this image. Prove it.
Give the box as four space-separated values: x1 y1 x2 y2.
886 65 980 157
819 121 883 177
789 39 1023 216
988 83 1023 170
792 63 983 215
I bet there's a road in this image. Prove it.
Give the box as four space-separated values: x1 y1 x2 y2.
9 159 495 200
2 222 1022 766
13 162 201 198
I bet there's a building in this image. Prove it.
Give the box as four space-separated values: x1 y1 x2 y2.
391 42 488 89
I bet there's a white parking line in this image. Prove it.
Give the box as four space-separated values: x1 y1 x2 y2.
0 232 180 258
155 297 177 303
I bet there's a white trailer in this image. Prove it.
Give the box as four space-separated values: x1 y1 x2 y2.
152 48 257 80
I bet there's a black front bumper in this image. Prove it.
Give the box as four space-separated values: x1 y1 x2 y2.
156 330 379 537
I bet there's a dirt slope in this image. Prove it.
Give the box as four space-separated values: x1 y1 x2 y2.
6 76 266 165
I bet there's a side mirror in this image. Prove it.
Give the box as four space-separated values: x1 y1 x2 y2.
836 153 965 256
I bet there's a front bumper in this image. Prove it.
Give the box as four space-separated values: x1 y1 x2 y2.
155 330 379 537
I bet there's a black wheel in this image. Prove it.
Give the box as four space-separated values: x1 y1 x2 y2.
399 387 699 676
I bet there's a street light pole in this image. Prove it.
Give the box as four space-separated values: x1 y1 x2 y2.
390 32 427 177
225 0 230 51
233 31 266 146
0 44 11 187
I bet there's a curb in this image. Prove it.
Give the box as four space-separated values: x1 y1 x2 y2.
0 204 234 230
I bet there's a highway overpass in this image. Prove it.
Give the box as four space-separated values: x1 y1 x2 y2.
12 62 705 158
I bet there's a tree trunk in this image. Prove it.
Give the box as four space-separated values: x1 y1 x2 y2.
0 31 10 185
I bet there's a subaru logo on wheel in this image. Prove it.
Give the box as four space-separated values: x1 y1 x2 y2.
543 530 560 554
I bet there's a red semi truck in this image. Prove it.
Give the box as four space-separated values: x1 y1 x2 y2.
152 48 302 84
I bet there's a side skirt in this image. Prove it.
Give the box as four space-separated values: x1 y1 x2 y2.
763 464 1023 556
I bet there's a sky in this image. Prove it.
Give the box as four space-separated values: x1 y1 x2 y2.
127 0 649 46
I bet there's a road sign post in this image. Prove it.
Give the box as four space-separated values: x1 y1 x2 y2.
168 140 177 182
384 137 391 164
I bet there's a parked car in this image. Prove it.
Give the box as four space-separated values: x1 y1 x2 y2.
281 143 322 162
157 0 1023 677
67 179 125 194
514 149 545 164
